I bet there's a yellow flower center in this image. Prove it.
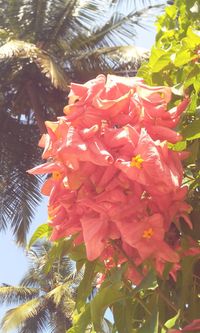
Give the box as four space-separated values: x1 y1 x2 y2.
142 228 154 239
130 154 144 169
52 171 62 180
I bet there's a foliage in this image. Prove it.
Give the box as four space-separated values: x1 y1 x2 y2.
0 0 163 242
0 111 42 244
137 0 200 233
0 241 80 333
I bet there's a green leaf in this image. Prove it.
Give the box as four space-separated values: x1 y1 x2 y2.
90 282 124 331
28 224 52 249
182 119 200 140
113 299 132 333
165 5 177 19
151 54 171 73
187 93 198 114
68 304 91 333
180 256 198 310
43 238 72 273
169 141 187 151
69 244 87 261
187 140 199 164
108 263 128 285
161 311 180 333
174 49 194 67
138 307 159 333
149 47 170 73
186 27 200 48
194 74 200 93
76 261 96 310
132 270 158 296
184 65 200 88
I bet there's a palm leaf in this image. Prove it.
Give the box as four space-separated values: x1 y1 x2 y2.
0 40 69 90
20 268 42 288
0 285 39 305
46 282 74 308
0 297 45 332
18 307 50 333
71 45 149 77
21 242 77 289
0 111 42 244
44 0 79 45
0 0 24 38
0 241 80 332
69 4 164 50
49 307 72 332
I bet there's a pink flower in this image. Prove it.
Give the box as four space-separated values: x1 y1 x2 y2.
115 128 182 195
28 74 192 284
150 186 192 229
116 213 178 263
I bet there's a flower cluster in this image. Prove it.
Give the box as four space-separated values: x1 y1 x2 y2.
29 74 193 283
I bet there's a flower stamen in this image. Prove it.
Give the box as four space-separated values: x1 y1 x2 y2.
52 171 62 180
143 228 154 239
130 154 144 169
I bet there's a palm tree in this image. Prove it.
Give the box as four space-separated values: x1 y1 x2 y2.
0 241 80 333
0 0 164 243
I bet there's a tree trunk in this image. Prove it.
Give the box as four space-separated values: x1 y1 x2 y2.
26 81 47 134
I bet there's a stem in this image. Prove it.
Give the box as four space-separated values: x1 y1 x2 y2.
123 278 168 332
158 290 178 313
26 81 47 134
111 240 144 276
158 290 190 324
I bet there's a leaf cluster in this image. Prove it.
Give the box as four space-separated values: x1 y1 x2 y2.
0 241 80 333
138 0 200 240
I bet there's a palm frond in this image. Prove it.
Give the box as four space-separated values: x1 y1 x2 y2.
0 112 42 244
0 240 79 331
0 286 39 305
71 45 149 75
44 0 78 46
49 308 72 333
19 306 50 333
67 45 149 83
0 40 69 90
0 297 45 332
69 3 164 50
46 282 74 308
21 242 77 291
20 268 42 288
0 0 24 38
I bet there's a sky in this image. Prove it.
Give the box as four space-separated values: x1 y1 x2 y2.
0 13 158 333
0 198 48 332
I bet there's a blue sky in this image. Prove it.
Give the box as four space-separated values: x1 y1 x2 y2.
0 19 157 332
0 198 48 332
